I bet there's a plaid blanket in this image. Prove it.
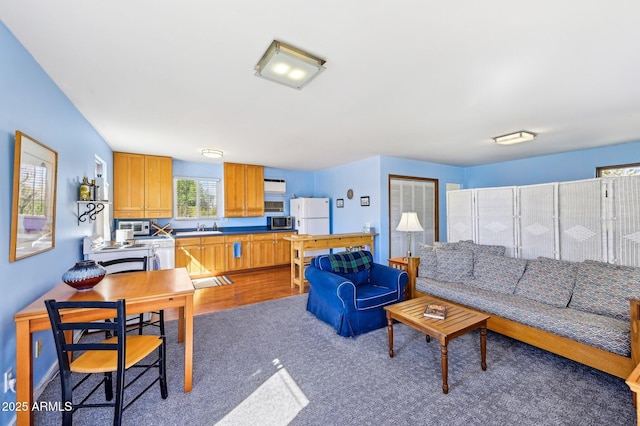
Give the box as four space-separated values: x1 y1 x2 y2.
328 251 372 274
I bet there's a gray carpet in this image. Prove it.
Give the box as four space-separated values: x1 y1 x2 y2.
35 294 636 425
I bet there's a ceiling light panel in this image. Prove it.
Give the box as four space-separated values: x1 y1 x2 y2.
493 131 536 145
255 40 326 90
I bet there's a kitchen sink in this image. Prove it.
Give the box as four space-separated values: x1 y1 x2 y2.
175 230 223 237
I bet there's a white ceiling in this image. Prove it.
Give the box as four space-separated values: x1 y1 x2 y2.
2 1 640 171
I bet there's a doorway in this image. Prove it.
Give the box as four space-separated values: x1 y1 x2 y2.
388 175 438 258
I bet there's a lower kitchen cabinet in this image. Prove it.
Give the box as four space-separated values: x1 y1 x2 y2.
200 236 226 276
275 232 295 265
176 232 296 277
250 233 276 268
225 234 251 271
175 236 225 277
175 238 200 275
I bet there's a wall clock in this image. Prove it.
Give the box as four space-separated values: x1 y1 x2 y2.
347 189 354 199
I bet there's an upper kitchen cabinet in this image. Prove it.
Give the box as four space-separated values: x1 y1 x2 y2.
114 152 173 219
224 162 264 217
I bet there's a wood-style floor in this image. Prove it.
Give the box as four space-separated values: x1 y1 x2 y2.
165 266 304 320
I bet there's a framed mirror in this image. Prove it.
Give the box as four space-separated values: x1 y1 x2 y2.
10 131 58 262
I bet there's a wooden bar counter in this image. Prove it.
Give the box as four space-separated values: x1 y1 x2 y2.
283 232 377 293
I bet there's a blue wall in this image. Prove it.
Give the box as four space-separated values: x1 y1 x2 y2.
315 156 465 263
3 18 640 424
0 21 113 423
464 141 640 188
170 160 315 229
379 157 465 261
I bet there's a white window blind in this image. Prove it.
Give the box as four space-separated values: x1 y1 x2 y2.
389 177 437 258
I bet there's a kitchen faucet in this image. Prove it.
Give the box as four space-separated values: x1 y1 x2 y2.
197 223 206 231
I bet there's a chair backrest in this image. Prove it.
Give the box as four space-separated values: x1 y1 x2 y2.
98 257 148 274
44 299 127 372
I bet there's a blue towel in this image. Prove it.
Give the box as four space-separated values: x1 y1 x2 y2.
233 242 241 258
152 254 161 270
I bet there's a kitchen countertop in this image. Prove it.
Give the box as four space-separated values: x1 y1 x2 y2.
172 226 296 238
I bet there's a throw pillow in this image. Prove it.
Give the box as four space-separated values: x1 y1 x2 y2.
466 252 527 295
436 250 474 283
328 250 372 274
514 257 578 307
315 251 373 286
569 260 640 321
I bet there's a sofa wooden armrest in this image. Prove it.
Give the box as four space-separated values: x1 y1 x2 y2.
631 299 640 367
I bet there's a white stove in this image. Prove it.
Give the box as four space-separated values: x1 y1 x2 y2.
83 234 176 271
83 236 154 270
133 235 175 270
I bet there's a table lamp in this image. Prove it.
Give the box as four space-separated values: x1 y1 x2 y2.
396 212 423 259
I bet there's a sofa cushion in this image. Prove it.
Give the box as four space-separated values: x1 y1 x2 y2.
415 277 630 356
436 249 474 283
433 240 472 250
569 260 640 321
515 257 578 307
417 244 438 279
457 241 506 256
355 284 399 310
465 252 527 295
418 242 462 279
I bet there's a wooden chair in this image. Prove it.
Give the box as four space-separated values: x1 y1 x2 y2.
44 299 168 426
98 257 165 335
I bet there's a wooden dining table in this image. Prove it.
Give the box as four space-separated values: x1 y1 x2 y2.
13 267 195 426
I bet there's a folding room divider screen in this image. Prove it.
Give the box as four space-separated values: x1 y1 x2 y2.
446 176 640 267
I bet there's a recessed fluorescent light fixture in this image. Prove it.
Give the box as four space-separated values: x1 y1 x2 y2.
201 149 223 159
255 40 326 90
493 131 537 145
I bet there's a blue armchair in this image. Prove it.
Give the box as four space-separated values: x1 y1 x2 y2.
305 250 408 337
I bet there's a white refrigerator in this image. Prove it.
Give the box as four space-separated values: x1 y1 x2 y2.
290 197 330 256
290 197 330 235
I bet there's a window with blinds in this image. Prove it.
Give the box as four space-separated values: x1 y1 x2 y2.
19 163 48 216
174 177 220 219
389 176 438 258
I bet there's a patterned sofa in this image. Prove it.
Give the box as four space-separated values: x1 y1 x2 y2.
412 240 640 379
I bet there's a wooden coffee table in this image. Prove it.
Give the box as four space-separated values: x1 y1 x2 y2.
384 296 490 394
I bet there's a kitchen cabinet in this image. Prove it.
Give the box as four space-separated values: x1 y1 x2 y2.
200 236 226 276
225 234 251 271
223 163 264 217
250 233 276 268
114 152 173 218
275 232 295 265
251 232 295 268
175 236 225 277
175 238 200 275
177 231 294 277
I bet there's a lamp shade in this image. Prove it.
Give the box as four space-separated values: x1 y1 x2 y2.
396 212 424 232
